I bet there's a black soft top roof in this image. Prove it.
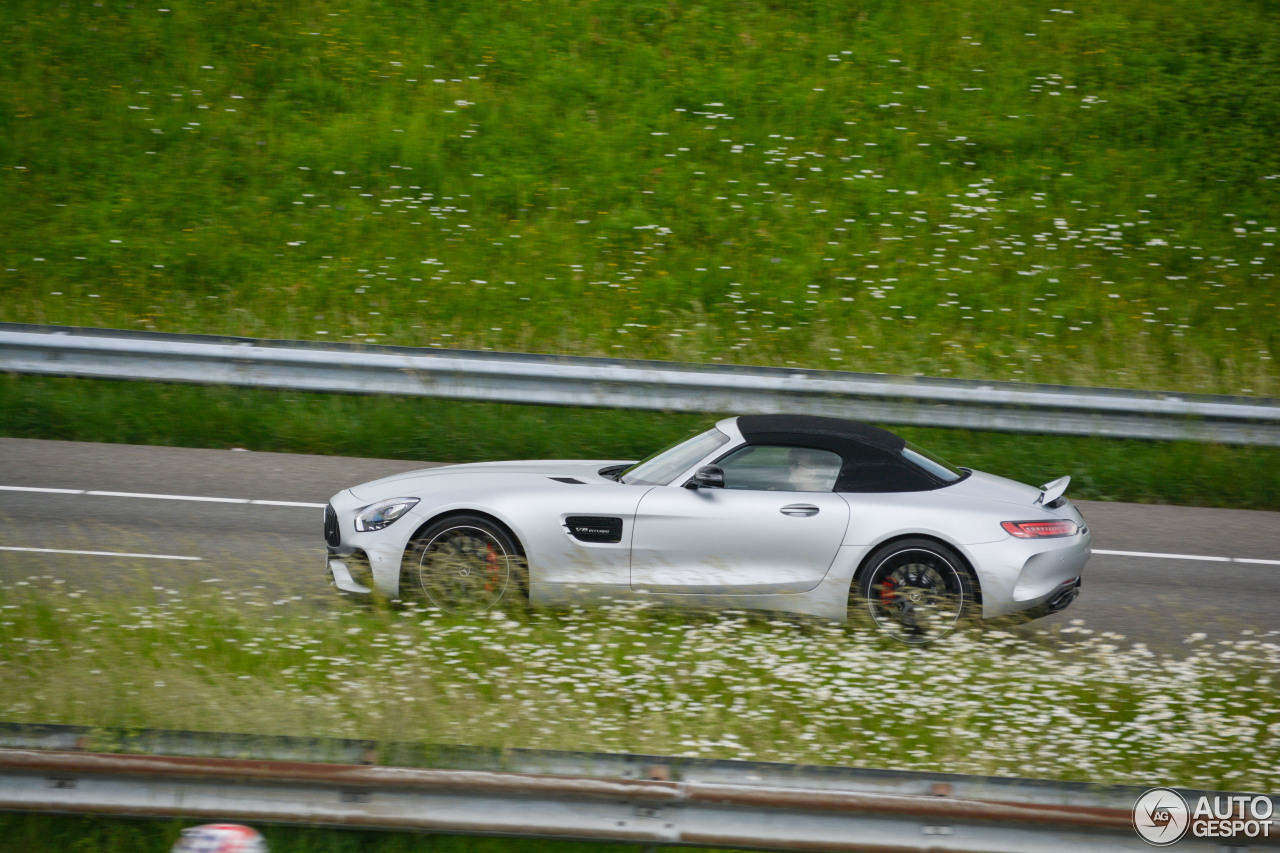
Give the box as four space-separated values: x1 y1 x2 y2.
736 414 905 453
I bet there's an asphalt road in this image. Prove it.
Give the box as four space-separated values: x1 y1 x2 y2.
2 437 1278 650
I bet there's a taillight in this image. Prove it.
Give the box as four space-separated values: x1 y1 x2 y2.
1001 520 1078 538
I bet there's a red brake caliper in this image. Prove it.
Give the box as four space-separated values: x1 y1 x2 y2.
879 577 897 602
485 543 500 592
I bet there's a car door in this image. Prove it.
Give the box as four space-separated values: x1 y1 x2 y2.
629 445 850 594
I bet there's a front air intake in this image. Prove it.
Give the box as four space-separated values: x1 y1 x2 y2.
324 504 341 547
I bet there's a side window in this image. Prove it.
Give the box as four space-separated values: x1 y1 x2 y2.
716 445 842 493
837 447 941 493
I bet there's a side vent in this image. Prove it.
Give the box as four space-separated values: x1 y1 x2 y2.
550 477 587 485
565 516 623 544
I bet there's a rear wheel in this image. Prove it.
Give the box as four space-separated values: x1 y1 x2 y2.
404 515 525 614
856 538 974 644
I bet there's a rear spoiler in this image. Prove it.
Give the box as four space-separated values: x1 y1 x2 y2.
1036 475 1071 505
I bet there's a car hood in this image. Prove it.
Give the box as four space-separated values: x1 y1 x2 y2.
942 469 1053 507
346 459 631 501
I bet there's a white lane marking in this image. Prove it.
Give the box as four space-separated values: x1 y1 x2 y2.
1093 549 1231 563
0 485 324 509
1093 549 1276 566
0 486 85 495
0 546 201 561
87 490 249 504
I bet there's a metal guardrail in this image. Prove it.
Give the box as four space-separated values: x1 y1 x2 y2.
2 725 1276 851
2 323 1278 446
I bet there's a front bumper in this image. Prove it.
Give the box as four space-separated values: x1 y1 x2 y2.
324 496 417 598
328 551 374 595
327 539 409 597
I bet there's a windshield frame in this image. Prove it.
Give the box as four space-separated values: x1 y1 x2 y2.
620 427 731 486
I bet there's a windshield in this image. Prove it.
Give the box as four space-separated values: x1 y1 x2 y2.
901 442 966 483
621 428 731 486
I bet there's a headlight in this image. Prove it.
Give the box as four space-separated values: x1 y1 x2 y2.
354 498 420 532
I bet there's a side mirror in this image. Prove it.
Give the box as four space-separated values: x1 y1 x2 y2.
686 464 725 490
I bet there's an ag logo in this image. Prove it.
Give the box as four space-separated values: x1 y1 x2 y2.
1134 787 1191 846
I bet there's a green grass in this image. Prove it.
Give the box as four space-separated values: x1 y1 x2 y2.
2 576 1277 793
3 375 1279 509
1 0 1276 396
0 814 733 853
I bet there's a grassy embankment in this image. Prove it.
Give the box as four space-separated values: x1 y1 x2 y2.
0 0 1277 509
3 576 1277 795
1 0 1276 393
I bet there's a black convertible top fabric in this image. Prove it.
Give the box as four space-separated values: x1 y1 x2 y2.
735 415 904 453
730 415 946 492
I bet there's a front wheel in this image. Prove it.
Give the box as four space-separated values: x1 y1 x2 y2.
856 538 975 644
404 515 525 614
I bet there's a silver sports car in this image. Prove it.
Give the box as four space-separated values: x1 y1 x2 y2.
325 415 1090 642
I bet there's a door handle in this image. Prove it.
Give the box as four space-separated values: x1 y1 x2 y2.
780 504 820 517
